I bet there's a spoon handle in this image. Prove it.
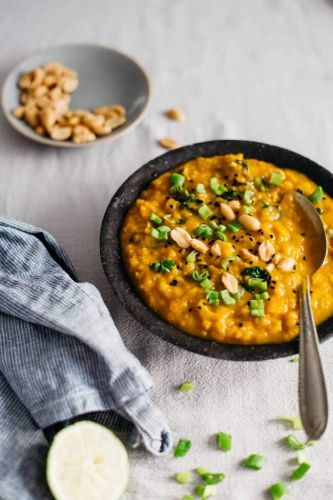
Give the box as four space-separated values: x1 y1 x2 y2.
299 276 328 440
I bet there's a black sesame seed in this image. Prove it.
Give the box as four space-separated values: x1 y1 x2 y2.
169 280 178 286
238 323 243 327
198 306 202 309
189 307 193 312
303 256 306 261
269 234 274 239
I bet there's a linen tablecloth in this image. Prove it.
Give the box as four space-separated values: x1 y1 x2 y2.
1 0 333 498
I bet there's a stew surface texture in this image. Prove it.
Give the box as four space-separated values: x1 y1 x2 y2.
121 154 333 344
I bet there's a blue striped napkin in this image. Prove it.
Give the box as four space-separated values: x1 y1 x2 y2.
0 217 171 500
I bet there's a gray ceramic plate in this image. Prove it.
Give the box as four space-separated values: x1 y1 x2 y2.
1 44 151 147
100 140 333 361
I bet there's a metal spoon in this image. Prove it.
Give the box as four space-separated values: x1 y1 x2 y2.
293 191 328 440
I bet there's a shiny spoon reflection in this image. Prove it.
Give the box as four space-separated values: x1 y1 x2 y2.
293 191 328 440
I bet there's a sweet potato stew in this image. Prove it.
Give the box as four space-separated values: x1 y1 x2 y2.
121 154 333 344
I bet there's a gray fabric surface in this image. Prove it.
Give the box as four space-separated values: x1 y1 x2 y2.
1 1 333 499
0 217 171 500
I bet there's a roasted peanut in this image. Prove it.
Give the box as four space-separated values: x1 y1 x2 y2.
29 68 45 89
190 238 208 254
228 200 241 211
239 248 258 262
165 108 185 122
277 257 295 271
159 137 179 150
258 240 275 262
266 263 275 272
35 126 45 136
211 241 222 256
13 106 25 119
220 203 236 221
18 72 33 89
62 77 79 93
40 108 57 130
170 227 192 248
273 253 281 264
222 272 239 294
24 105 39 127
238 214 261 231
49 126 72 141
44 74 58 88
72 125 96 144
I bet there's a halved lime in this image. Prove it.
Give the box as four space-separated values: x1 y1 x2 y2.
46 421 129 500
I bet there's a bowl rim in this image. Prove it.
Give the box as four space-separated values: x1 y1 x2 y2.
100 139 333 361
1 42 152 148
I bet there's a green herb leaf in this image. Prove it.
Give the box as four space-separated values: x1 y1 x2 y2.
174 438 192 457
149 259 176 273
242 454 266 470
222 189 242 200
241 266 271 284
268 482 288 499
291 462 311 480
216 431 232 451
309 185 324 203
179 381 194 392
175 471 192 484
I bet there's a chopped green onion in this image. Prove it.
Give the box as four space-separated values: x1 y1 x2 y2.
182 496 194 500
195 484 217 498
270 172 284 186
196 467 209 475
306 439 316 447
187 250 198 263
278 416 303 430
198 204 213 220
268 482 288 499
255 291 269 301
210 177 227 195
175 471 192 484
327 228 333 238
215 230 228 241
209 220 219 229
192 270 209 282
247 278 268 291
291 462 311 480
309 185 324 203
206 290 220 305
196 183 206 194
194 224 214 238
226 221 244 232
250 299 265 317
254 176 263 189
216 431 232 451
170 173 185 187
221 256 240 270
220 290 236 305
150 213 163 225
201 472 225 485
242 454 265 470
151 227 161 239
200 278 213 291
286 434 305 451
179 381 194 392
174 438 192 457
163 214 172 219
297 451 310 465
243 189 254 205
151 225 171 240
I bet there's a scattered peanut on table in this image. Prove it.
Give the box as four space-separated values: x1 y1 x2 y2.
13 62 127 144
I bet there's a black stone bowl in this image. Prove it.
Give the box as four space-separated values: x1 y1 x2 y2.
100 140 333 361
